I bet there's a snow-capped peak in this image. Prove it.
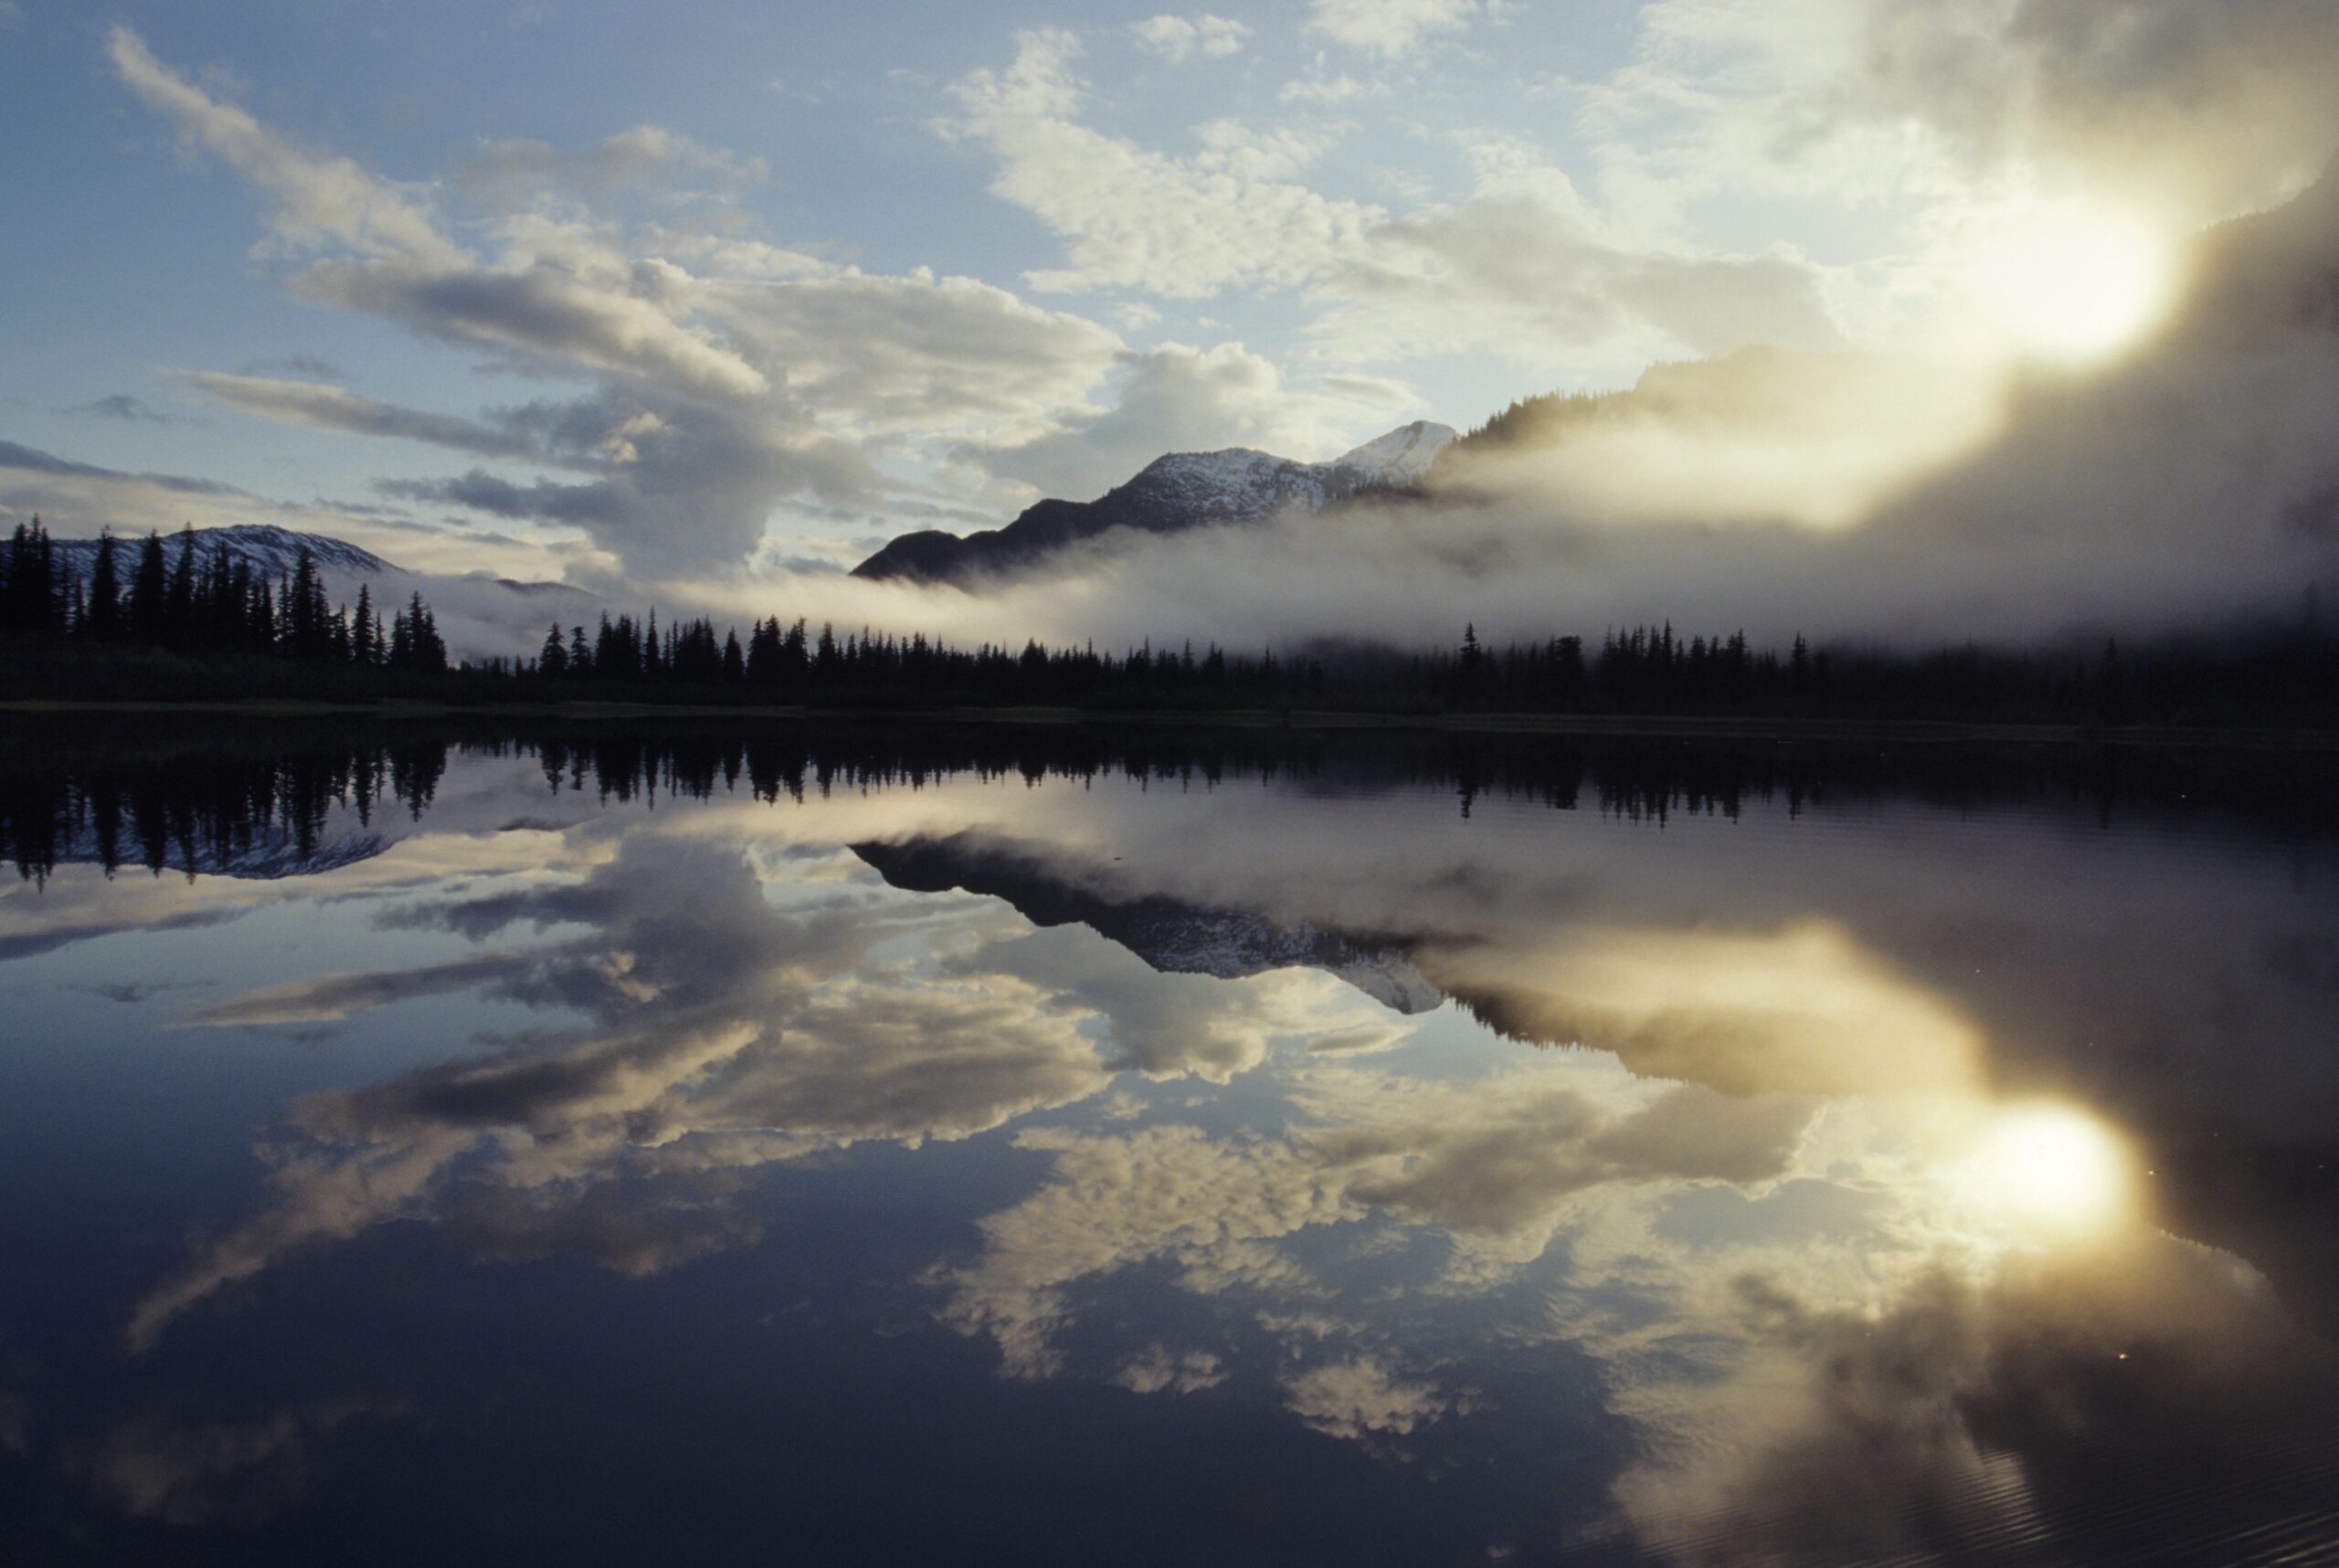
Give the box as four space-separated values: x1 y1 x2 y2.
1119 420 1458 522
1332 419 1458 484
54 523 393 582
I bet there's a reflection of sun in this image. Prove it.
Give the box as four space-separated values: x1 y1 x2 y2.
1980 204 2172 362
1963 1103 2131 1234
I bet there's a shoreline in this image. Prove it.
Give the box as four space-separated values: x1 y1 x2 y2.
4 698 2336 751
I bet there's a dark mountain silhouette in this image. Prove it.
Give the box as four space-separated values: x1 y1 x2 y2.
852 832 1442 1013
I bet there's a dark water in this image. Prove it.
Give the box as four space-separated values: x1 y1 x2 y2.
3 719 2336 1566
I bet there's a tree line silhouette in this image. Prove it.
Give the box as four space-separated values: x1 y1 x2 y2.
11 716 2337 886
8 514 2337 725
3 518 446 671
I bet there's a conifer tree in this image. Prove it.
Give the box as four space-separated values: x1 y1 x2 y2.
128 532 168 644
84 530 122 642
538 622 568 677
352 584 377 666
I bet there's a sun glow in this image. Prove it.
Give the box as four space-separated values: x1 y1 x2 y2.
1963 1103 2132 1235
1978 204 2173 362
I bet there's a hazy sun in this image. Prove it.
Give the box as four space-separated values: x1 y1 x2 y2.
1963 1103 2132 1234
1980 205 2173 362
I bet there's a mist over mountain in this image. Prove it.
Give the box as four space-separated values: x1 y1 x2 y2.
852 420 1455 586
801 162 2339 656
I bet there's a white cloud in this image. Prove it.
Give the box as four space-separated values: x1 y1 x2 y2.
451 124 769 210
943 30 1836 380
947 31 1378 302
107 26 1149 580
1131 15 1252 65
971 340 1419 501
1277 72 1374 106
1307 0 1480 58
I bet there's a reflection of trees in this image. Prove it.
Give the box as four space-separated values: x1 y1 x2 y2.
1 745 442 883
16 718 2335 886
45 723 2339 1563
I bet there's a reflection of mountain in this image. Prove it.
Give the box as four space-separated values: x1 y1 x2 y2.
852 421 1455 585
2 737 440 884
52 815 392 879
853 834 1443 1014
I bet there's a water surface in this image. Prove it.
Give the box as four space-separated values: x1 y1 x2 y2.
3 720 2335 1565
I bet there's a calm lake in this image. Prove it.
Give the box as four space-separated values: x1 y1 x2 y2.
2 718 2335 1566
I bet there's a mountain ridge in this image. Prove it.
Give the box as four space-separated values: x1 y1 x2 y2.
852 419 1456 586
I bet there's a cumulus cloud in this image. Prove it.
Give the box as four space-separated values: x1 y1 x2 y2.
58 5 2339 680
942 30 1837 378
971 341 1418 502
1131 15 1251 64
1844 0 2339 221
693 269 1122 444
947 31 1377 302
102 26 1153 581
1584 0 2339 257
1307 0 1480 58
767 194 2339 655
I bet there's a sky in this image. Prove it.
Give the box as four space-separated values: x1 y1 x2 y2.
4 1 2338 647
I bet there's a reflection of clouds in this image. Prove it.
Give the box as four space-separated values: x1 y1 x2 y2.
940 1125 1352 1377
74 1399 396 1527
1600 1236 2339 1565
939 1065 1817 1375
934 1030 2338 1561
70 755 2339 1559
132 828 1119 1346
962 924 1348 1084
1428 921 1984 1098
1113 1346 1226 1395
806 768 2339 1315
0 766 607 966
135 814 1348 1350
128 1126 473 1353
1304 1070 1815 1273
191 952 537 1025
1282 1356 1451 1440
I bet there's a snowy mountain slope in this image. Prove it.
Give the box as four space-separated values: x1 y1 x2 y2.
1331 418 1455 484
51 523 389 582
852 419 1458 586
44 523 597 662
